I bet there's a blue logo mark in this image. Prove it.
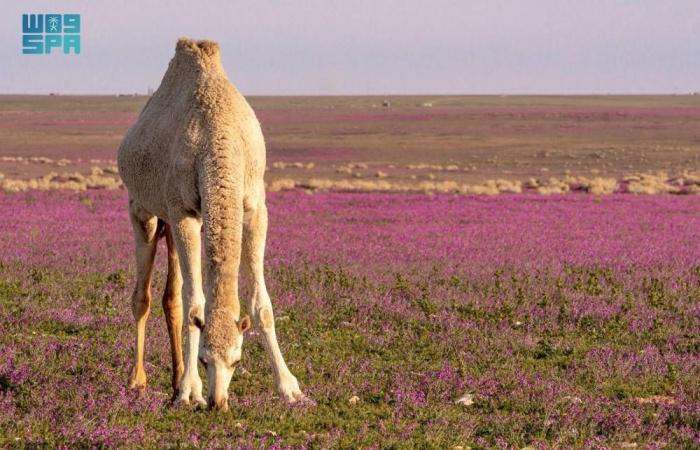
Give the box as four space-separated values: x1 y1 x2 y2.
22 14 81 54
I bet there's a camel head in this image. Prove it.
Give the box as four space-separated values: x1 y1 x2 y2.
196 310 251 411
173 37 222 71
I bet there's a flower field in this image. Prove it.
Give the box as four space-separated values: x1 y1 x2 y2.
0 189 699 448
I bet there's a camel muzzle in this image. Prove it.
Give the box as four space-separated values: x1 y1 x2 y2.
208 395 229 412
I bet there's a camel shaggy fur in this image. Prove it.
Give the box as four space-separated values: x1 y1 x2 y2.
117 37 304 410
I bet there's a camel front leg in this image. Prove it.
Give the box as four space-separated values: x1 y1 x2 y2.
171 215 206 408
243 202 305 403
127 208 162 390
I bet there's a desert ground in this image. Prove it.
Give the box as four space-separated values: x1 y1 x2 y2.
2 94 700 193
0 95 699 448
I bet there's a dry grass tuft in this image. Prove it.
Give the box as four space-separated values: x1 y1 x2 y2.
585 177 618 195
495 179 522 193
271 161 315 170
267 178 297 192
535 178 570 195
407 163 457 171
624 172 679 194
0 170 122 192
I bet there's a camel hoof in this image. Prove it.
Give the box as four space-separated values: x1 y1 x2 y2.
282 388 309 405
193 396 207 410
278 375 306 404
128 380 146 391
169 389 181 404
128 369 147 390
288 392 316 407
172 393 207 410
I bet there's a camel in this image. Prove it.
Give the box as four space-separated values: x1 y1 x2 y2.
117 37 305 410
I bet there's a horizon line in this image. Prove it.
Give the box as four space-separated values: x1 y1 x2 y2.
1 92 699 97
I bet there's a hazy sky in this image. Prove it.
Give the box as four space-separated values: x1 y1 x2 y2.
1 0 698 95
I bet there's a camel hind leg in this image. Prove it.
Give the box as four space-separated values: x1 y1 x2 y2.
127 203 163 390
162 224 184 400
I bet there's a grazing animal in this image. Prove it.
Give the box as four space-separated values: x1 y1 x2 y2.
117 37 305 410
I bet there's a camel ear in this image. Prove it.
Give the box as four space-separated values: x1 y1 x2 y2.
176 37 193 53
238 315 251 334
